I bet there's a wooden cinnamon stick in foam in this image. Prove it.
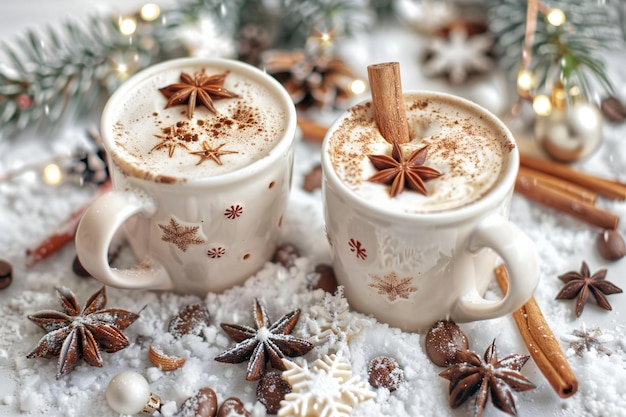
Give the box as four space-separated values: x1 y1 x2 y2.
495 265 578 398
515 174 619 230
367 62 410 144
520 154 626 200
518 166 597 204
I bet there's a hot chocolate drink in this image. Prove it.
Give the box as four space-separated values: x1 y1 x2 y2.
105 63 289 183
326 92 515 213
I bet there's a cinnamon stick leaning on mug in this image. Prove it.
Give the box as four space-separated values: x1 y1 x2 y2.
495 265 578 398
367 62 410 144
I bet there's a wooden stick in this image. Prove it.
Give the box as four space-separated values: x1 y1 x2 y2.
518 166 597 204
495 265 578 398
367 62 410 144
25 180 112 267
520 154 626 200
297 117 327 144
515 175 619 230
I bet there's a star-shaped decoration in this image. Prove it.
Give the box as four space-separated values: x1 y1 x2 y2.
214 298 314 381
368 272 417 302
159 69 238 118
555 261 622 317
367 141 441 197
279 354 375 417
150 123 198 158
190 141 238 166
27 286 139 379
439 339 535 417
561 326 613 357
158 218 205 252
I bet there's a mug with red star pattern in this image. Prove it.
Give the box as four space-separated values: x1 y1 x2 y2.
322 91 540 331
76 58 297 295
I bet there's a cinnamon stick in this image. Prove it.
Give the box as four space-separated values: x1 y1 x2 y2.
25 180 112 267
495 265 578 398
520 154 626 200
367 62 410 144
297 117 327 144
515 174 619 230
518 166 597 204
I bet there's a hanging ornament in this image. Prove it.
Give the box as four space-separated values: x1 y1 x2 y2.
534 83 603 162
106 371 161 415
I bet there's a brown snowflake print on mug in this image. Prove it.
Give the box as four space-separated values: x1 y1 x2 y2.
75 57 297 295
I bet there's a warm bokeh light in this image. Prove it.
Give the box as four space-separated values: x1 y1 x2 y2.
350 79 367 95
533 95 552 116
118 16 138 36
546 8 566 27
516 69 534 95
140 3 160 21
42 164 62 186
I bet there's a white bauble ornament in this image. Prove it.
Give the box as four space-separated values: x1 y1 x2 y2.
106 371 161 415
534 102 603 162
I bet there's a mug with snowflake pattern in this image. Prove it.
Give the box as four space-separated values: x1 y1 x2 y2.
76 58 296 295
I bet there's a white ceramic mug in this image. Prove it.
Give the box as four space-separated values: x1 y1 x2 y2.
76 58 296 295
321 91 539 331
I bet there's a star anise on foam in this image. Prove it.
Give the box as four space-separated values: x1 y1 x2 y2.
27 286 139 379
214 298 314 381
159 69 238 119
367 141 442 197
439 339 535 417
555 261 622 317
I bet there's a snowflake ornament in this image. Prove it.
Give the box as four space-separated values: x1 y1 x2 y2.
305 287 371 350
279 354 375 417
561 325 613 357
422 21 495 84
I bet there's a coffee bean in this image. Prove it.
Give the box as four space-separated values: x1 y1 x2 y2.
601 96 626 123
367 356 405 391
303 165 322 192
179 387 218 417
271 243 300 268
597 229 626 261
257 371 291 414
0 259 12 290
424 320 469 367
311 264 338 293
217 397 250 417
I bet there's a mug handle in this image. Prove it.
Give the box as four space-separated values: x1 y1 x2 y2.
75 188 175 290
452 214 540 322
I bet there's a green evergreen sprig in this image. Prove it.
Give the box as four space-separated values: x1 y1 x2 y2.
488 0 621 100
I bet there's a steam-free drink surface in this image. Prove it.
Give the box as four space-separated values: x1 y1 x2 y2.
326 93 515 213
107 65 288 183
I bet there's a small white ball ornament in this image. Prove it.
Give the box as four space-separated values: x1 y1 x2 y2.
106 371 161 415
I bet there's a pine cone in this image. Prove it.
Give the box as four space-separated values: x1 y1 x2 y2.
261 50 359 110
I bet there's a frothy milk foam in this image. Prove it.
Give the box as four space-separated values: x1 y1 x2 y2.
107 64 287 183
327 93 515 213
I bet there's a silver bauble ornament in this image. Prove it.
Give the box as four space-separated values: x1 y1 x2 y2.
534 102 603 162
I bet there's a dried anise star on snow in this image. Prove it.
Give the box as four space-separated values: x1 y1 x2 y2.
367 141 441 197
214 298 314 381
555 261 623 317
159 69 239 119
27 286 139 379
439 339 535 417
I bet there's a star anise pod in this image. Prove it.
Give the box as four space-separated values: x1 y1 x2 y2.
214 298 314 381
368 141 442 197
555 261 622 317
159 69 239 119
439 339 535 417
27 286 139 379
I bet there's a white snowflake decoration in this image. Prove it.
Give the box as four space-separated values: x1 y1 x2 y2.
279 354 375 417
305 287 371 352
423 27 494 84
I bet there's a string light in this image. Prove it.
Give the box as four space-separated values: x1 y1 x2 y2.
532 95 552 116
42 164 63 186
350 79 367 95
516 69 534 98
546 8 566 27
140 3 160 21
118 16 138 36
